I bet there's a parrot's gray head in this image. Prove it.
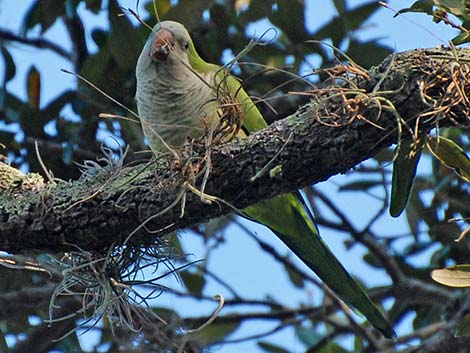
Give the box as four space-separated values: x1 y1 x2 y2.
138 21 193 69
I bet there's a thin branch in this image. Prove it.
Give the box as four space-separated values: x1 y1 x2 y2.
313 187 405 282
0 28 71 60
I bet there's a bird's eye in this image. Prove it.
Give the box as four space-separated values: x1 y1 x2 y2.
183 42 189 50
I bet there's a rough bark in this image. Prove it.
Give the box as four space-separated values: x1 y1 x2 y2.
1 47 469 253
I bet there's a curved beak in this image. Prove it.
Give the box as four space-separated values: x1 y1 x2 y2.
149 29 176 62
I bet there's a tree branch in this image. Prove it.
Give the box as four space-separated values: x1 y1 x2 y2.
1 47 470 253
0 28 72 61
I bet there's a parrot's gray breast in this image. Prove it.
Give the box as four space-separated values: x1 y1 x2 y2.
136 55 216 154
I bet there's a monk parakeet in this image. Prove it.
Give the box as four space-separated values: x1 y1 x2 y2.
135 21 394 338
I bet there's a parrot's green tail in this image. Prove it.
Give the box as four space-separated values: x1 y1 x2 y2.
244 193 395 339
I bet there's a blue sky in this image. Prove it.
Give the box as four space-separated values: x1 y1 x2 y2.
0 1 460 352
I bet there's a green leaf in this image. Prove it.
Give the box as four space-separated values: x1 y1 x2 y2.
354 336 365 352
202 215 232 238
91 28 108 47
86 0 102 14
162 0 212 29
338 180 382 192
285 261 304 288
195 322 240 344
313 2 381 46
151 306 181 321
1 91 25 123
363 252 382 268
333 0 347 14
269 0 307 43
79 48 111 88
435 0 470 17
167 232 185 258
107 0 146 70
295 326 322 347
457 314 470 336
26 66 41 109
180 270 205 295
1 46 16 84
318 342 349 353
43 90 75 124
258 341 291 353
390 137 424 217
431 265 470 287
452 31 470 45
347 40 392 68
395 0 435 16
20 0 65 34
241 0 273 23
413 305 441 330
427 136 470 182
405 185 425 239
39 0 65 33
20 0 41 35
143 0 172 21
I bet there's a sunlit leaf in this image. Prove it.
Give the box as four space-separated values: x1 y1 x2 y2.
431 265 470 287
435 0 470 17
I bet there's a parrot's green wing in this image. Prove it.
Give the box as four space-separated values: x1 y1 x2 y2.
221 74 395 338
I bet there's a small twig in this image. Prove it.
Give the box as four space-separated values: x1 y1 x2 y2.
186 294 224 334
